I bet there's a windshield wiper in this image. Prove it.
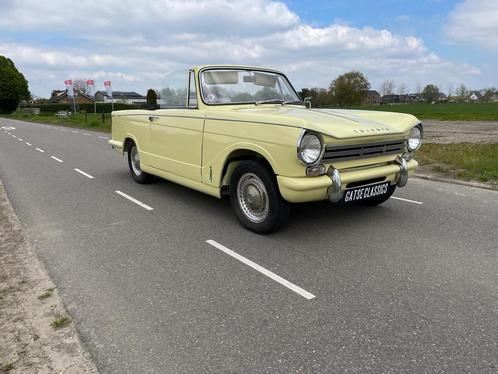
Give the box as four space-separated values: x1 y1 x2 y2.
255 99 285 105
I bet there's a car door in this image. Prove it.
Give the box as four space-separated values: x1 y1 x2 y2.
148 70 205 182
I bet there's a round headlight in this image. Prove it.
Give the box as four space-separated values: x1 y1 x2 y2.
407 125 423 152
298 132 322 165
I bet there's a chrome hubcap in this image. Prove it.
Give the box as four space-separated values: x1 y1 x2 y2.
237 173 269 223
130 146 142 176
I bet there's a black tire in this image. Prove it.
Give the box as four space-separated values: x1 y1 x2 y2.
229 160 290 234
361 184 396 206
127 143 153 184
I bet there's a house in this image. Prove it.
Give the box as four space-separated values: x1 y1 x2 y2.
468 91 482 101
362 90 381 105
408 93 423 103
437 92 448 102
50 89 95 104
381 94 399 104
95 91 146 104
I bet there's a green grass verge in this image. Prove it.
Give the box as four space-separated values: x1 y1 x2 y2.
417 143 498 184
354 103 498 121
0 112 112 132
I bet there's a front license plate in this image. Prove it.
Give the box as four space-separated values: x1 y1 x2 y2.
343 182 390 203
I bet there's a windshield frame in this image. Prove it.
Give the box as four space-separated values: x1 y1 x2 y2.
198 66 303 107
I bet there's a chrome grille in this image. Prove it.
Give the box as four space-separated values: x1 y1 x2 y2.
323 139 406 162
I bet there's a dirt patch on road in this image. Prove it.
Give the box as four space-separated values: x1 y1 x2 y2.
423 120 498 144
0 181 97 373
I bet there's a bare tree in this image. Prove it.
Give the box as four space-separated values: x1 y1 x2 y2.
73 79 88 94
415 81 422 94
455 84 468 102
398 83 407 95
379 80 396 96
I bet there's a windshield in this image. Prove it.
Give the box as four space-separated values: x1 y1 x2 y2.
200 69 301 105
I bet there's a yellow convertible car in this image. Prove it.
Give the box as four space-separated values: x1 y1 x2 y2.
109 65 422 233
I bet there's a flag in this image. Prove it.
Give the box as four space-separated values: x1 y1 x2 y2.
104 80 112 99
86 79 95 98
65 79 74 98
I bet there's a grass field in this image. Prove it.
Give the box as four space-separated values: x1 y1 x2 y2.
355 102 498 121
417 143 498 185
1 112 111 132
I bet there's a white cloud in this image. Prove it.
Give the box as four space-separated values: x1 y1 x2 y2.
396 15 411 22
445 0 498 48
0 0 483 96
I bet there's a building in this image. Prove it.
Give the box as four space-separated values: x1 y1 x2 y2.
95 91 146 104
50 90 95 104
381 94 399 104
468 91 482 101
362 90 381 105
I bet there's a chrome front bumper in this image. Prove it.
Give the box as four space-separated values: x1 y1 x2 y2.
327 155 410 203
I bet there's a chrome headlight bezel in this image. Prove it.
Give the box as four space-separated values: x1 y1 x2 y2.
297 130 324 166
407 124 423 152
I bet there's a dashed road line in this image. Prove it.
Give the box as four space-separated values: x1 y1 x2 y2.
115 190 153 211
50 156 64 163
98 136 109 140
35 147 45 153
71 130 79 134
18 138 23 141
25 142 32 146
74 168 94 179
391 196 423 205
206 239 316 300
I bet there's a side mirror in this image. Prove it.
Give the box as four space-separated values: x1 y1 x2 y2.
304 96 312 109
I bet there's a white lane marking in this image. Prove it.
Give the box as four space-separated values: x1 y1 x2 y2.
12 135 16 138
35 147 45 153
51 156 63 163
71 130 79 134
391 196 423 205
74 168 94 179
98 136 109 140
206 239 316 300
18 138 23 141
1 126 16 130
115 190 153 211
82 133 91 136
25 142 32 146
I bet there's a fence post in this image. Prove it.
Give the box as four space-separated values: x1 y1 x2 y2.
101 109 105 124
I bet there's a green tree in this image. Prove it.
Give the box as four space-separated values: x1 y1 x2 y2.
146 88 158 107
329 71 370 107
422 84 440 103
0 56 30 113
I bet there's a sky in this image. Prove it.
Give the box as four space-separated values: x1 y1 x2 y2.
0 0 497 98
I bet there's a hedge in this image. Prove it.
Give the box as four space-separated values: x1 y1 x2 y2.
19 102 141 113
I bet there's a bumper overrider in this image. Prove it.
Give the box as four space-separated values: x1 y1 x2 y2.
276 156 418 203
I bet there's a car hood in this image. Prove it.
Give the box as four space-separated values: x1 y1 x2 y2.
208 105 420 139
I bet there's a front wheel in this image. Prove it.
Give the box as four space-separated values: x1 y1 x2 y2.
361 184 396 206
229 160 290 234
127 143 153 184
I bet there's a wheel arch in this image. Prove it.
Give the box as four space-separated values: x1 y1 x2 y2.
220 148 276 191
123 135 139 153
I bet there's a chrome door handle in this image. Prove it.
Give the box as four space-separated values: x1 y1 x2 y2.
149 116 159 122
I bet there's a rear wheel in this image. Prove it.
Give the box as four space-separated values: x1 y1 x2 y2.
230 160 290 234
361 184 396 206
127 143 153 184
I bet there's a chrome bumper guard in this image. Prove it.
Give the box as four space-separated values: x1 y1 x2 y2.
327 154 410 203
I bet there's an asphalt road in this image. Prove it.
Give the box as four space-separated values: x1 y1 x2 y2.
1 118 497 373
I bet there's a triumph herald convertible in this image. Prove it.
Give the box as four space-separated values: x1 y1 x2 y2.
109 65 422 233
